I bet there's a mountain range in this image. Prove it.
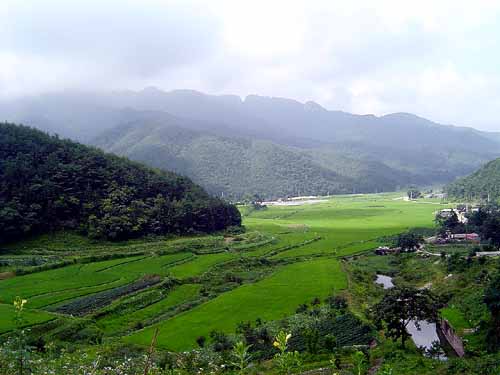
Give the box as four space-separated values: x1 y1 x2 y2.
2 88 500 199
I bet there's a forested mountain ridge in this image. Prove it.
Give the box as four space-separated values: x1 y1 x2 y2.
0 123 241 243
94 118 416 199
445 157 500 201
2 88 500 198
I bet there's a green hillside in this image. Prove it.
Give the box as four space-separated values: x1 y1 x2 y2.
95 120 416 200
445 157 500 200
0 123 240 243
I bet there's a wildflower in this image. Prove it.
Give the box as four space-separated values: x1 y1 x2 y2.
13 296 27 312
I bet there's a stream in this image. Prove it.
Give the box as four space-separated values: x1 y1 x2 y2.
375 274 446 358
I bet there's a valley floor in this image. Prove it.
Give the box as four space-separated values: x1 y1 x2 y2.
3 193 498 374
0 193 444 349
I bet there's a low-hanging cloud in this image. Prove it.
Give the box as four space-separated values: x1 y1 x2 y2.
2 0 500 131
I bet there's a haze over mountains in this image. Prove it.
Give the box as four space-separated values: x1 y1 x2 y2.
2 88 500 199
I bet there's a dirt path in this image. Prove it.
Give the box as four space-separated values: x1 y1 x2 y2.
340 259 355 308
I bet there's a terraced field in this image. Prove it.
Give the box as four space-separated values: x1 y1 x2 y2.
126 257 347 350
0 193 446 350
0 253 193 308
96 284 202 335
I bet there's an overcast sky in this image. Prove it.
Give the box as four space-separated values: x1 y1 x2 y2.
2 0 500 131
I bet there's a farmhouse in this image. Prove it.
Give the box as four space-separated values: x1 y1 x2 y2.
450 233 480 242
431 231 481 244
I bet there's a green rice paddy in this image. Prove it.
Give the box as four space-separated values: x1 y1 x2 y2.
126 257 347 350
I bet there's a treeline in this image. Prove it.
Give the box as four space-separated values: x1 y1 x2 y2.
0 123 241 243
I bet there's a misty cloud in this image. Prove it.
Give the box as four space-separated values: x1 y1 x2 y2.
2 0 500 131
1 0 221 92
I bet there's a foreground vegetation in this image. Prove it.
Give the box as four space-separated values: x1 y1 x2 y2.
1 193 499 374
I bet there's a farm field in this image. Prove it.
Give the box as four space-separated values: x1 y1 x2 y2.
244 193 445 259
126 257 347 350
96 284 202 335
0 193 445 350
0 303 55 334
0 253 193 308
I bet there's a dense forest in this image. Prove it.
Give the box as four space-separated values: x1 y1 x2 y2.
445 157 500 200
0 123 241 243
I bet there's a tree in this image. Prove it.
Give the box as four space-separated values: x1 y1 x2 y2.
482 215 500 248
407 188 421 200
467 207 489 229
374 287 439 348
436 211 463 234
196 335 206 348
396 233 423 252
295 303 308 314
210 330 233 352
236 321 274 360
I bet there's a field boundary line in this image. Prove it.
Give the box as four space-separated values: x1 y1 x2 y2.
28 277 124 299
39 278 129 309
94 255 150 272
160 254 196 268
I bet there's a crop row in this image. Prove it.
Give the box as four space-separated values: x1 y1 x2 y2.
54 275 162 316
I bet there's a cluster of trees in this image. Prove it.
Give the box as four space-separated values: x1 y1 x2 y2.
396 232 424 252
0 123 241 243
406 188 421 200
